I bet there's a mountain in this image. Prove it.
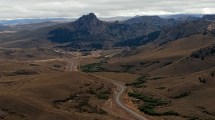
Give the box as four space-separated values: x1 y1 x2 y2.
164 14 202 20
46 13 167 50
154 20 214 44
2 13 214 50
176 16 200 21
125 16 164 24
0 21 66 32
125 15 178 28
0 18 74 26
47 13 115 44
100 16 132 22
114 31 161 47
202 14 215 21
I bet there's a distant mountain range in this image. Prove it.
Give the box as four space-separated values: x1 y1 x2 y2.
1 13 215 50
0 18 75 26
46 13 176 50
0 17 131 26
1 14 214 26
163 14 203 18
202 15 215 21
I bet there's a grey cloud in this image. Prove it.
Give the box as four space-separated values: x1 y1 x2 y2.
0 0 215 19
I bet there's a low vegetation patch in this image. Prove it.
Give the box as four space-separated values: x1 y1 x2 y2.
81 63 104 73
126 76 148 88
128 92 178 116
6 70 38 76
26 54 35 58
211 71 214 77
140 62 146 66
53 83 111 114
0 108 27 119
29 64 40 66
163 62 173 66
198 76 210 84
151 77 166 80
173 91 191 99
120 65 134 71
86 85 111 100
53 92 108 114
191 44 215 59
162 110 180 116
156 87 166 90
142 61 160 68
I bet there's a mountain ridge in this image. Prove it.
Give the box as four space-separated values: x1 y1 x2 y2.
1 13 215 50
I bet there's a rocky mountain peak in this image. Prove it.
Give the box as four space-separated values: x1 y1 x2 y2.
71 13 105 34
75 13 100 25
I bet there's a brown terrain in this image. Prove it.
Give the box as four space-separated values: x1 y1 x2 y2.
0 34 215 120
0 13 215 120
87 34 215 120
0 46 150 120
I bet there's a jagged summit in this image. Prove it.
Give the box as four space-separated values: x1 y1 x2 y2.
74 13 101 25
69 13 105 34
79 13 98 20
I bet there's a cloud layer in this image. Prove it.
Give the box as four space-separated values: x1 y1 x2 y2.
0 0 215 19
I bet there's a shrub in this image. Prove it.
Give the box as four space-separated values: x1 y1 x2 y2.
191 44 215 59
173 92 191 99
162 110 179 116
138 106 160 116
120 65 134 71
126 76 147 88
128 92 169 116
140 62 146 65
81 63 104 73
199 76 207 84
96 91 110 100
211 72 214 77
98 108 107 115
156 87 166 90
87 87 110 100
7 70 38 76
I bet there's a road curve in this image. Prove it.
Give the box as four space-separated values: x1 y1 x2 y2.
91 75 148 120
68 53 148 120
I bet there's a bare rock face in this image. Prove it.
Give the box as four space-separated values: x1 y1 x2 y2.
72 13 106 34
207 23 215 31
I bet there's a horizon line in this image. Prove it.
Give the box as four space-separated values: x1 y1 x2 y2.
0 13 214 21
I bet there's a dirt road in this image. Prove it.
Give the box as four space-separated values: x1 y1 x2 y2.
91 75 148 120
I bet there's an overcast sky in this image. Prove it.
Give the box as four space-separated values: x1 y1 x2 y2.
0 0 215 20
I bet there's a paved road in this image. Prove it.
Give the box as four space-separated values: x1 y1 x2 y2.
68 53 148 120
91 75 148 120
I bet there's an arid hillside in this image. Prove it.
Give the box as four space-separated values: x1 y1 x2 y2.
81 34 215 120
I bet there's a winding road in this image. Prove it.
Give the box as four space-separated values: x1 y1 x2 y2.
68 52 148 120
91 75 148 120
114 82 148 120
